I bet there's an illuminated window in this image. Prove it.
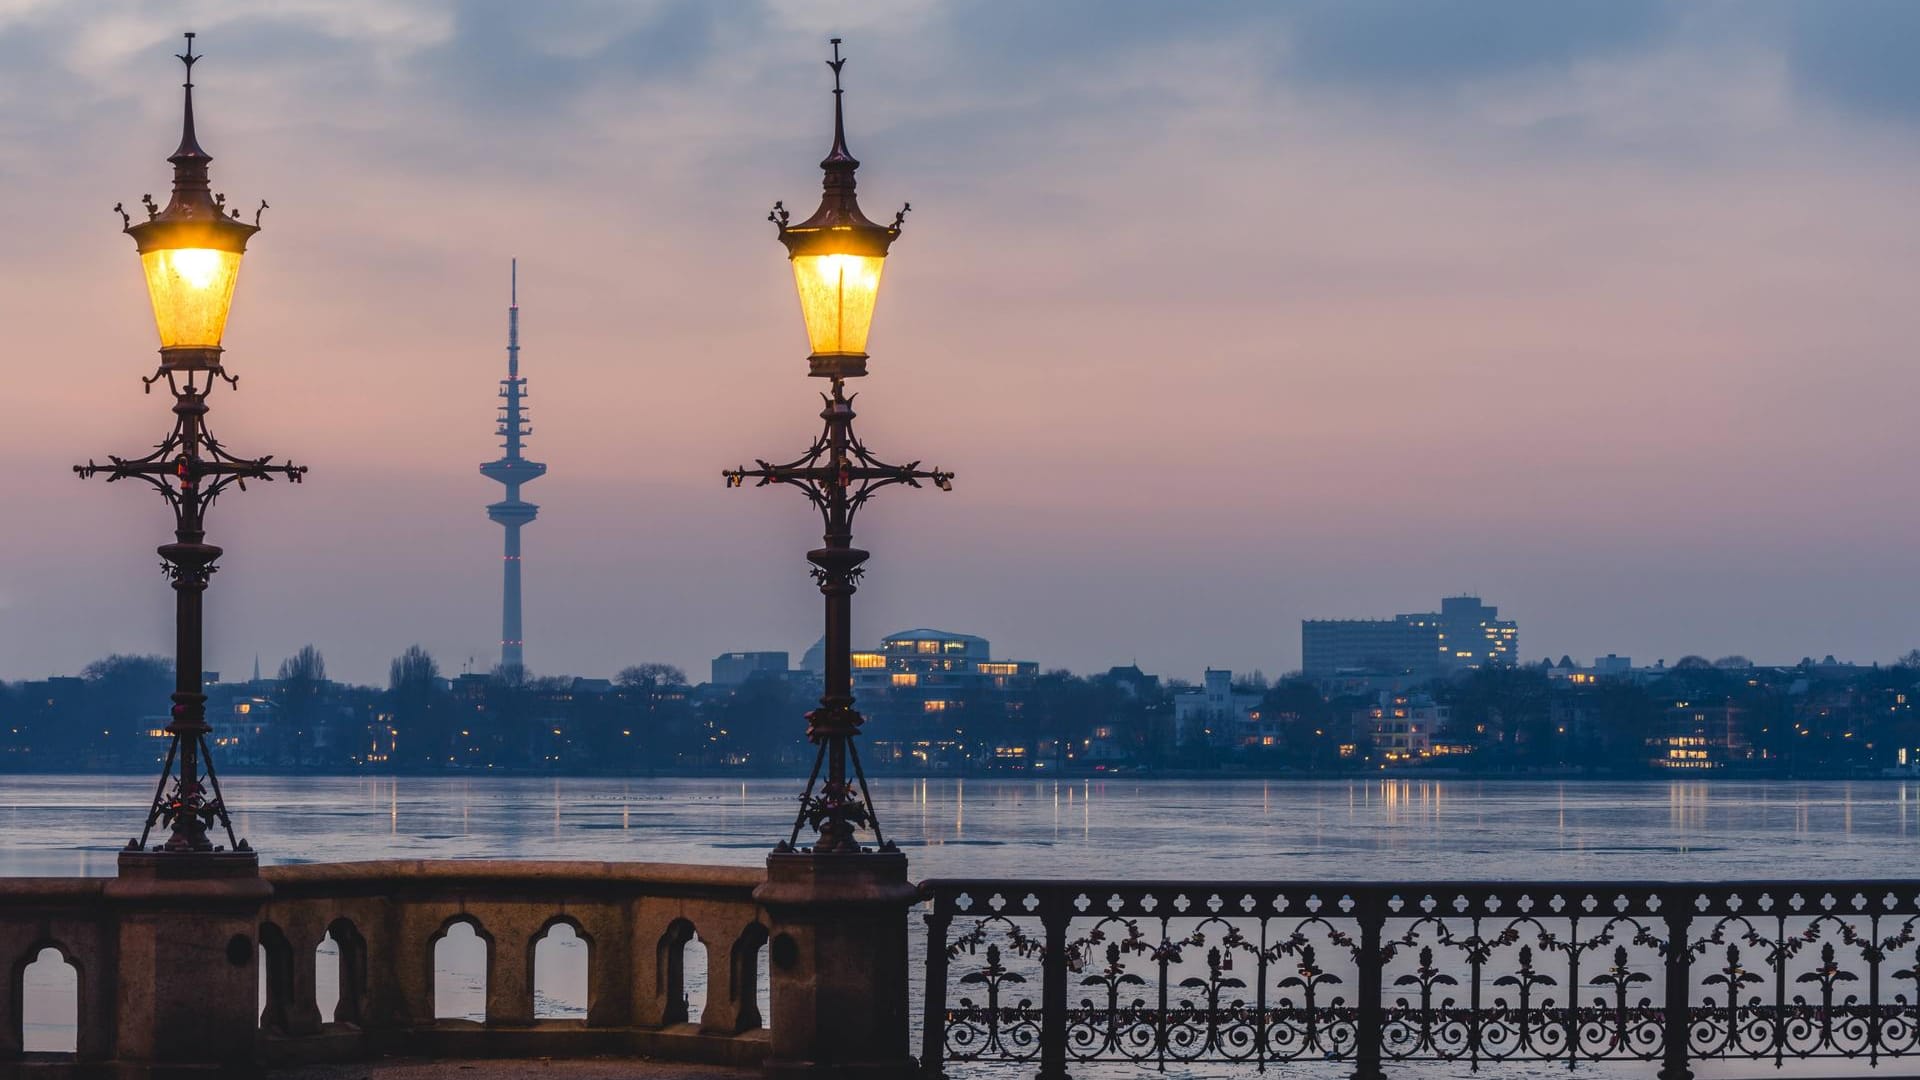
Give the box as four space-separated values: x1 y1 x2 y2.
923 700 949 712
891 673 918 687
917 641 940 655
978 662 1019 676
851 653 887 670
944 641 968 654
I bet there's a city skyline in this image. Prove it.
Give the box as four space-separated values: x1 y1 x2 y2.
6 3 1920 685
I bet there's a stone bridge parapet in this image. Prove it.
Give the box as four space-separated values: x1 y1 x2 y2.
0 858 788 1078
258 860 772 1068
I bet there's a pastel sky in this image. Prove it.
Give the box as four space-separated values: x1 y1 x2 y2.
4 1 1919 686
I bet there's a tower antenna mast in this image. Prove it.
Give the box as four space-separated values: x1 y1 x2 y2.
480 259 546 672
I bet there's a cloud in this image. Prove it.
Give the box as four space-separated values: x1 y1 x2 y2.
416 0 747 115
1786 0 1920 120
1278 0 1676 89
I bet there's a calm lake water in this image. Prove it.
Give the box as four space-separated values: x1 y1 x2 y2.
1 773 1916 880
3 768 1920 880
8 775 1917 1075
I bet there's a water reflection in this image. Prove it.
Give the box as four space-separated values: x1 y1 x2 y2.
0 775 1916 882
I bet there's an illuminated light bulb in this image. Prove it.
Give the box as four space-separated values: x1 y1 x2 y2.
790 252 887 359
138 247 244 352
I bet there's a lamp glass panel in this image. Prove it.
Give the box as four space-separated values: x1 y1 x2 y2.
139 247 243 350
790 253 884 356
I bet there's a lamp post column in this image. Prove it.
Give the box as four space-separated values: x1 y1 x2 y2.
158 386 220 853
726 40 950 1078
79 32 303 857
804 384 876 854
78 33 299 1077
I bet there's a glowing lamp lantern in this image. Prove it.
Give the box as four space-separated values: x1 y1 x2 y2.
121 34 261 372
773 40 907 380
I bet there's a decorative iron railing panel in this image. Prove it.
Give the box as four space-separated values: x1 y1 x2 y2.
920 879 1920 1077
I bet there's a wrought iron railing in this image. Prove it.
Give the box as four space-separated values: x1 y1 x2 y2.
920 879 1920 1078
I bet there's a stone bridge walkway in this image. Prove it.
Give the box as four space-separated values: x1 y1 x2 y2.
273 1060 757 1080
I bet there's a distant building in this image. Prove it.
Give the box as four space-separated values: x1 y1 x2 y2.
711 651 789 687
1301 619 1436 678
1303 594 1518 677
851 630 1037 702
800 637 826 677
1432 596 1518 671
856 629 1040 769
1651 700 1748 769
1104 665 1161 698
1172 669 1263 748
1360 691 1451 762
1549 654 1634 685
214 694 277 766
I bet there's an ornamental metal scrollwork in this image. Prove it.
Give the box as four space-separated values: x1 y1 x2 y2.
924 881 1920 1075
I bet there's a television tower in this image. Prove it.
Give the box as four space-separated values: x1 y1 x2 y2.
479 260 546 671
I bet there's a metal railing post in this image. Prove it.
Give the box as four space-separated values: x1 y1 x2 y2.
1353 892 1386 1080
1039 890 1072 1080
922 901 952 1078
1658 896 1695 1080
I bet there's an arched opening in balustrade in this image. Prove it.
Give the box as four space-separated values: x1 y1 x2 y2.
531 918 589 1020
431 917 489 1023
315 933 339 1023
657 919 698 1025
757 939 770 1027
257 923 294 1034
728 921 770 1032
18 944 77 1054
322 918 366 1026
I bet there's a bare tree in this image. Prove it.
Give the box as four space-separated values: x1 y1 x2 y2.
390 645 440 691
617 663 687 688
277 645 326 684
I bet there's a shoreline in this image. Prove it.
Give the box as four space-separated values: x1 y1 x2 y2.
0 767 1908 783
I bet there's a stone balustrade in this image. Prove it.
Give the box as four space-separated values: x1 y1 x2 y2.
258 860 772 1068
0 859 776 1076
0 877 115 1065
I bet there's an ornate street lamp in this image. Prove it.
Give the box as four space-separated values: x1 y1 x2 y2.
727 39 951 855
78 34 304 855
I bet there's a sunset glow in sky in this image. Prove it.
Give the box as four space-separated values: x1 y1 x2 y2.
4 1 1920 684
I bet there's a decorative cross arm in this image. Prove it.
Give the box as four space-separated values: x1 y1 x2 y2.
75 384 306 521
722 387 951 531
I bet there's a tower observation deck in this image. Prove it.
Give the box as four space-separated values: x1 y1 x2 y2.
479 260 546 671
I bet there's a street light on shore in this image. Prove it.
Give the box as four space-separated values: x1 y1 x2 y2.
78 33 304 855
726 39 951 855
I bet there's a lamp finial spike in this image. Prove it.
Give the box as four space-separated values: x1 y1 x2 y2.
824 37 853 164
171 30 209 163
